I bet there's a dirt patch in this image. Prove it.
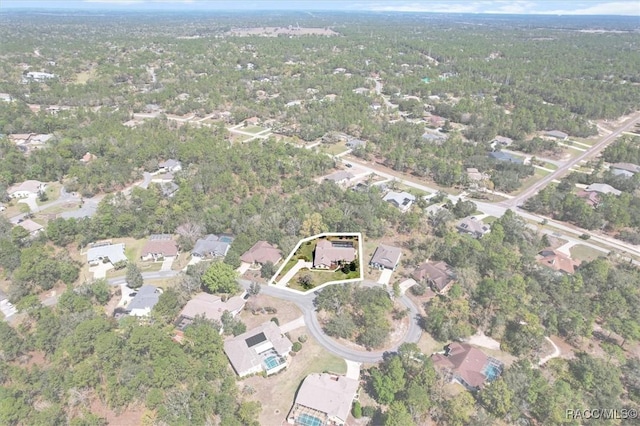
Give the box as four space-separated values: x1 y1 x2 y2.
11 350 48 369
239 294 302 330
240 328 346 426
89 397 145 426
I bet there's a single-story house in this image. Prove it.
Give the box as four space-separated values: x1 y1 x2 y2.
421 132 448 143
158 159 182 173
8 180 46 198
287 373 359 426
80 152 97 163
383 191 416 212
151 173 174 183
352 87 369 95
369 244 402 271
492 136 513 147
324 170 355 186
86 243 127 265
25 71 55 82
0 93 12 102
346 138 366 149
537 249 580 274
126 285 162 317
192 234 234 258
0 289 17 319
175 292 247 330
466 168 489 182
313 239 356 269
488 151 524 164
577 190 601 207
432 342 502 390
610 162 640 177
160 182 179 198
140 234 179 261
426 114 445 128
16 219 43 236
457 217 490 238
584 183 622 196
240 241 282 266
412 260 456 293
545 130 569 140
224 321 293 377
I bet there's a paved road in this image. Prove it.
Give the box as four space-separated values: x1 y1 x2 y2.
240 279 423 363
502 112 640 209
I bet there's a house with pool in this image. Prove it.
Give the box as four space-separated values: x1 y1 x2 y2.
431 342 503 391
224 321 292 377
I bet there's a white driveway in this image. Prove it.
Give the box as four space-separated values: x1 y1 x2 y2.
18 194 39 213
160 256 175 271
275 260 313 287
237 262 251 275
377 268 394 285
345 360 361 380
1 299 17 319
279 316 306 333
398 278 417 295
90 262 113 279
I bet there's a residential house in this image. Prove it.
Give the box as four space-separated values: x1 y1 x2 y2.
584 183 622 196
0 289 17 319
192 234 234 258
576 190 601 207
16 219 44 236
488 151 524 165
545 130 569 140
244 116 260 126
126 285 162 317
432 342 502 390
383 191 416 212
466 168 489 182
152 173 174 183
457 217 490 238
369 244 402 271
287 373 359 426
8 180 46 198
412 260 456 293
324 170 355 186
352 87 369 95
87 243 127 266
370 102 382 111
610 162 640 178
425 114 446 128
140 234 179 261
158 159 182 173
421 132 448 144
8 133 34 145
313 239 356 269
346 138 366 149
240 241 282 266
80 152 97 163
0 93 12 102
175 292 247 330
492 136 513 147
537 249 580 274
224 321 293 377
24 71 55 82
160 182 179 198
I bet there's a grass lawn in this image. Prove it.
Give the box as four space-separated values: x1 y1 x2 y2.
571 137 597 146
288 267 359 291
74 68 96 84
570 244 605 262
542 162 558 170
482 216 498 224
241 125 268 134
240 328 346 426
319 141 349 156
276 240 317 281
39 202 80 216
37 183 61 206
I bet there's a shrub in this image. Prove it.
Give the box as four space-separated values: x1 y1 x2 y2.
352 401 362 418
298 334 308 343
410 283 426 296
362 406 375 418
292 342 302 352
579 233 591 240
270 317 279 326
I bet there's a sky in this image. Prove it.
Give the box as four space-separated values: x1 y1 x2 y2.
1 0 639 16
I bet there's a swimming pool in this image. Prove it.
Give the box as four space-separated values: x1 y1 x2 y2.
297 413 323 426
483 363 502 382
263 355 281 370
219 236 233 243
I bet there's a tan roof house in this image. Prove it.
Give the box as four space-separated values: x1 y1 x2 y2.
240 241 282 266
176 292 246 330
16 219 44 236
140 234 178 261
287 373 359 426
224 321 292 377
324 170 355 186
412 261 455 293
432 343 502 390
313 239 356 269
457 217 490 239
369 244 402 271
537 249 580 274
8 180 46 198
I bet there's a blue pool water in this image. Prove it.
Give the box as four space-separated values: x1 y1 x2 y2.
219 236 233 243
298 413 323 426
264 356 281 370
483 364 502 382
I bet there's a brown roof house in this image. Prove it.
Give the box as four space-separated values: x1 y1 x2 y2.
140 234 179 261
240 241 282 266
576 190 601 208
313 239 356 269
224 321 292 377
412 261 456 293
175 292 246 331
369 244 402 271
537 249 580 274
287 373 359 426
432 343 503 390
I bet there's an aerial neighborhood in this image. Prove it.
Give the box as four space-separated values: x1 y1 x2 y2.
1 4 640 426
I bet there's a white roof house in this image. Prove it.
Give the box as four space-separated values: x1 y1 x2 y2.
8 180 46 198
87 243 127 265
383 191 416 212
158 159 182 173
287 374 359 426
585 183 622 196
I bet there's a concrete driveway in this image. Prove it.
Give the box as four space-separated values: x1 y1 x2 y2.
279 315 306 333
160 256 175 271
18 194 39 213
90 262 113 279
237 262 251 275
377 268 393 285
275 260 312 287
345 360 361 380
